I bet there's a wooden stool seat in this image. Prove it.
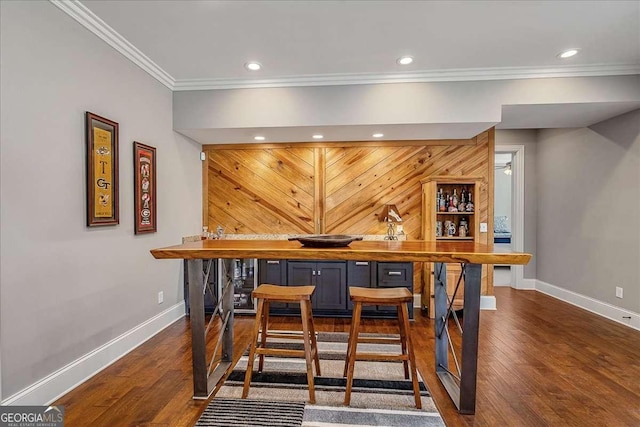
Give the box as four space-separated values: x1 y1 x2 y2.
242 284 320 403
252 284 315 301
348 286 413 304
343 286 422 409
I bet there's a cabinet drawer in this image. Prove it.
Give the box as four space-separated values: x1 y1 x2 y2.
347 261 374 288
376 262 413 288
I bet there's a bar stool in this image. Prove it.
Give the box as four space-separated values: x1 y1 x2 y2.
242 284 321 403
343 286 422 409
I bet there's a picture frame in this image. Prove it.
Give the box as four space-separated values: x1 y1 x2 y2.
133 141 157 234
85 112 119 226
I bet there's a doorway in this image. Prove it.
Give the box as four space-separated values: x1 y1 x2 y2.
494 145 525 289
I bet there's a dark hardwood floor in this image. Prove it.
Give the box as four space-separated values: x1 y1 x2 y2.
55 288 640 426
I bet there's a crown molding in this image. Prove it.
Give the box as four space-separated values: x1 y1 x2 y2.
50 0 175 89
51 1 638 93
173 63 640 91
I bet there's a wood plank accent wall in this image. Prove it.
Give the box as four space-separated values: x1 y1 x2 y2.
203 131 495 296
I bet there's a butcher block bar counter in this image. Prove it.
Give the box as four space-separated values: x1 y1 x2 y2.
150 238 530 264
151 239 531 414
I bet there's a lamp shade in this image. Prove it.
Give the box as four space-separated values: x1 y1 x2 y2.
381 204 403 222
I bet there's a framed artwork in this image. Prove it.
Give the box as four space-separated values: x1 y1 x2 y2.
85 112 119 226
133 141 157 234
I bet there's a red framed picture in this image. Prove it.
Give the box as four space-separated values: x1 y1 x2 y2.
86 112 119 227
133 141 157 234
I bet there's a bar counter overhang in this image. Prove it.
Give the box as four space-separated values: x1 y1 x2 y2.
151 239 531 414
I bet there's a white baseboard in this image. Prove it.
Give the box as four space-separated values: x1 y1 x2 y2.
520 278 537 290
1 302 185 406
481 295 497 310
535 280 640 332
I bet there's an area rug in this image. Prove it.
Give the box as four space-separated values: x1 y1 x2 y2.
196 332 445 426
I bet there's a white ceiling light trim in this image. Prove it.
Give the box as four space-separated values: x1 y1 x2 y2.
245 62 262 71
50 0 175 89
558 48 580 59
173 63 640 91
397 56 414 65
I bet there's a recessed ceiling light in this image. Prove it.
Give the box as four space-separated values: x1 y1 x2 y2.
254 136 265 141
372 133 384 138
312 134 324 139
245 61 262 71
397 56 414 65
557 49 580 59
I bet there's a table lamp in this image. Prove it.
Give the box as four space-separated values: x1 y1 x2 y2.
382 204 403 240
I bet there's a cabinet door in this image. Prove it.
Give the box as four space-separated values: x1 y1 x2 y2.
347 261 376 312
259 259 287 309
259 259 287 285
314 262 347 310
287 261 316 312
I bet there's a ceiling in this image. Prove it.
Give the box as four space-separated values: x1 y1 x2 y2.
69 1 640 142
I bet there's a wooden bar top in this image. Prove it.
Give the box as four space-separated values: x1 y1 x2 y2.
150 239 531 265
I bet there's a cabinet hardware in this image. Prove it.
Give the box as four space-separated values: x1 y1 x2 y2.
317 270 321 276
266 260 280 264
312 271 316 276
388 271 402 276
355 262 369 266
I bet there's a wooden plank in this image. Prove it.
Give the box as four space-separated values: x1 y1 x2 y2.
314 148 326 233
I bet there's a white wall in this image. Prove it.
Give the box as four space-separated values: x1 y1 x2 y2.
536 110 640 312
173 75 640 134
0 1 201 400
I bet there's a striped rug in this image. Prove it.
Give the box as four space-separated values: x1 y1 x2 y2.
195 397 305 427
196 332 445 427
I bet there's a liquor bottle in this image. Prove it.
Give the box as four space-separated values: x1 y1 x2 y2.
466 191 474 212
439 190 446 212
448 194 458 212
459 188 466 213
452 189 459 209
201 226 209 240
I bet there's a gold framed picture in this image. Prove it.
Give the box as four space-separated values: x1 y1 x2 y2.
85 112 119 227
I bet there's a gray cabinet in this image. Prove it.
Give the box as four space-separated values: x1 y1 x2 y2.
244 258 414 318
376 262 414 318
346 261 376 313
288 261 347 311
258 259 287 309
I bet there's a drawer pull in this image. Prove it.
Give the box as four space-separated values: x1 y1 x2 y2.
388 271 402 276
266 260 280 264
355 262 369 266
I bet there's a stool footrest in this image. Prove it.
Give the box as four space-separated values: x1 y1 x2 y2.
255 348 311 358
356 337 401 345
354 352 408 362
262 332 306 340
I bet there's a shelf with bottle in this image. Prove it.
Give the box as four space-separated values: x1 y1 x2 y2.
435 185 475 214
